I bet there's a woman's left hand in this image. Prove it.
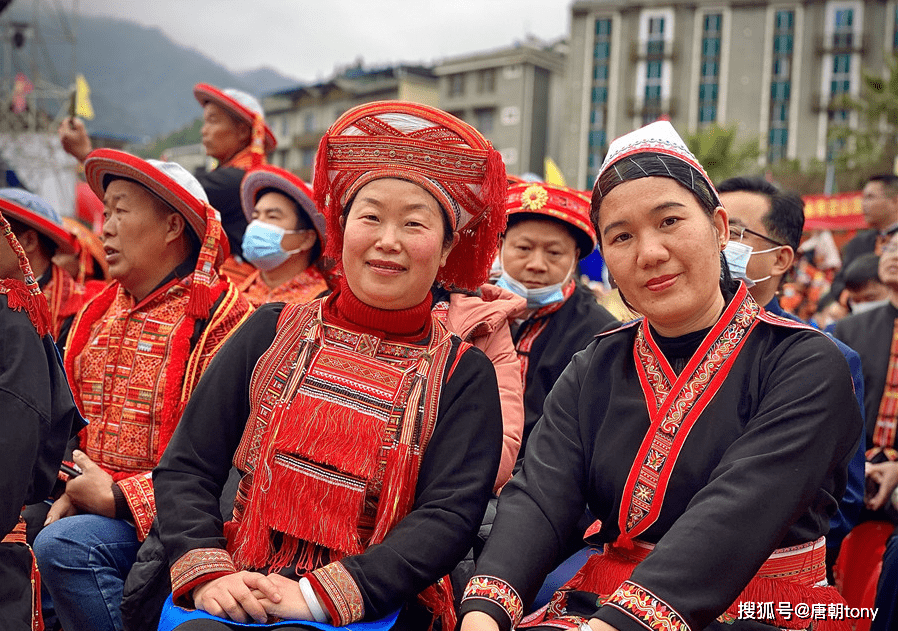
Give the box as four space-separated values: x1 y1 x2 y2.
252 574 313 620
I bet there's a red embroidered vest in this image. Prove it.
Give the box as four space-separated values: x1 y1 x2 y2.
229 298 458 573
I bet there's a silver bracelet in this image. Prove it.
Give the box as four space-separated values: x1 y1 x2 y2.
299 576 328 623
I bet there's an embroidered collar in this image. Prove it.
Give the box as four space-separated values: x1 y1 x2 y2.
618 283 760 547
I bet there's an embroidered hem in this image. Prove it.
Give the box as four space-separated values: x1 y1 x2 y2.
462 575 524 628
309 562 365 626
116 474 156 541
170 548 237 602
605 581 690 631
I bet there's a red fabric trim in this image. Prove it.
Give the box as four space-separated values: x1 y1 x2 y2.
620 284 759 545
308 562 365 626
116 475 156 541
328 277 432 339
170 547 237 605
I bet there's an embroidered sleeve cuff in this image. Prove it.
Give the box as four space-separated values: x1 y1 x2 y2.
170 548 237 606
115 472 156 541
307 562 365 626
460 575 523 629
599 581 690 631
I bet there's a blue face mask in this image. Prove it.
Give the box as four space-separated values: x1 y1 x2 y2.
723 240 779 288
495 246 574 308
242 220 307 271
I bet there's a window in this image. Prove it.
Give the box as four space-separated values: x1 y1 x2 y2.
643 14 667 125
301 148 316 167
768 9 794 163
833 9 853 49
448 73 465 97
477 69 496 93
588 18 612 185
698 12 722 125
303 112 315 133
474 108 495 134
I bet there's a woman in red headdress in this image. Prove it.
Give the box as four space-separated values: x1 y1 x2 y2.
153 101 508 631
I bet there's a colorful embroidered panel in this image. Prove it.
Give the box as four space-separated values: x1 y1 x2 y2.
606 581 690 631
462 575 524 628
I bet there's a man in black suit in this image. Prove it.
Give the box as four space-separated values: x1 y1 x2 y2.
826 174 898 305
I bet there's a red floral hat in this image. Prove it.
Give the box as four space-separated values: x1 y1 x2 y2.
194 83 277 155
506 182 597 257
84 149 228 317
313 100 507 290
0 188 77 255
0 208 51 336
240 164 326 249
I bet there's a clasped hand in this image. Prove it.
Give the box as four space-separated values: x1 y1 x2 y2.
193 572 313 624
45 450 116 525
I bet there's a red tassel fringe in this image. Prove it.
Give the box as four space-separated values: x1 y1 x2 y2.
232 397 385 570
370 442 418 545
419 577 456 631
1 279 51 337
438 147 507 290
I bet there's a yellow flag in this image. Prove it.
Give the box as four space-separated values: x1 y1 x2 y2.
75 74 94 120
544 157 566 186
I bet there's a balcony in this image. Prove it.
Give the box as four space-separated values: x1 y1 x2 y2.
630 40 678 62
814 33 867 55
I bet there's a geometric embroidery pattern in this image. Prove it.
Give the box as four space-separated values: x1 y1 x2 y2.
605 581 689 631
462 575 524 627
622 285 759 540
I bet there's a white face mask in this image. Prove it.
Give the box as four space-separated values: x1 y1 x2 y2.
722 240 779 287
495 244 576 308
850 298 889 315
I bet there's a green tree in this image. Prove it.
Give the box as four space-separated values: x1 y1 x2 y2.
683 123 760 185
827 52 898 189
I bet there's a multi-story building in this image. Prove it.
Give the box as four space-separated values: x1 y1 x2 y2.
262 65 438 181
435 37 566 177
564 0 898 189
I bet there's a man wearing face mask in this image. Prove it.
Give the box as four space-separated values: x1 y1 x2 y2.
497 182 617 467
236 165 330 306
719 176 867 581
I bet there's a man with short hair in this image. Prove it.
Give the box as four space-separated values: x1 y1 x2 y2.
842 252 890 315
826 173 898 305
718 175 866 579
32 150 253 631
59 83 276 261
0 188 91 351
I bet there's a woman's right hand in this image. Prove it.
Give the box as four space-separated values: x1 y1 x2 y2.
865 461 898 511
460 611 501 631
192 571 282 623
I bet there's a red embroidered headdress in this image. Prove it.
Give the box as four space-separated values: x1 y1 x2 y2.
194 83 276 166
506 182 597 257
0 188 78 255
313 100 507 290
0 208 51 335
241 164 326 249
84 149 228 317
595 120 721 207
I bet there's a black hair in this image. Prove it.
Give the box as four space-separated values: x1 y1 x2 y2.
867 173 898 197
843 253 882 291
591 153 719 236
505 212 589 256
591 152 736 299
716 176 804 251
7 217 57 258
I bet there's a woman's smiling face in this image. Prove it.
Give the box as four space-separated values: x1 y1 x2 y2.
341 178 456 310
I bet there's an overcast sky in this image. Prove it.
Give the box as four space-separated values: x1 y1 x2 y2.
78 0 575 82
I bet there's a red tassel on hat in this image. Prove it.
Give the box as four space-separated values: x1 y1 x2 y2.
439 146 507 290
250 113 265 168
0 211 51 336
187 202 223 318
